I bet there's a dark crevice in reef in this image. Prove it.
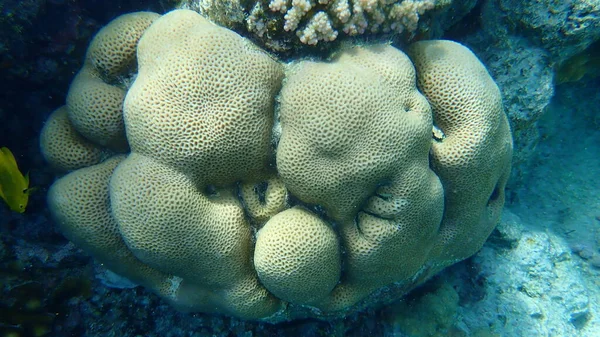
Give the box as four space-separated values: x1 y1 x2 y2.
442 0 484 41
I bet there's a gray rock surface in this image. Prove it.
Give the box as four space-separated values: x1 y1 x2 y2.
458 211 599 336
460 0 600 189
495 0 600 63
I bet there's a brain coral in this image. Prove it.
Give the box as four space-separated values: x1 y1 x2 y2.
40 11 160 170
42 9 512 323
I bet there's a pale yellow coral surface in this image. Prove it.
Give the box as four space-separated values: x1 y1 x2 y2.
278 44 445 312
47 156 179 302
113 9 285 319
254 207 341 306
40 106 111 172
407 40 513 263
42 8 511 323
124 9 284 185
66 69 129 151
41 11 160 171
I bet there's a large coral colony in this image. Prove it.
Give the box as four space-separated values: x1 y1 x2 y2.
39 8 512 323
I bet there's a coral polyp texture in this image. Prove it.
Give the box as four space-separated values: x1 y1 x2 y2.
41 9 512 322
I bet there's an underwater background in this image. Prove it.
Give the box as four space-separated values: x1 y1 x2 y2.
0 0 599 336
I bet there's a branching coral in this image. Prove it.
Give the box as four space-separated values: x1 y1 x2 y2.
181 0 441 51
266 0 437 44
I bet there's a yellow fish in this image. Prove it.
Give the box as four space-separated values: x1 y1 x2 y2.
0 147 34 213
